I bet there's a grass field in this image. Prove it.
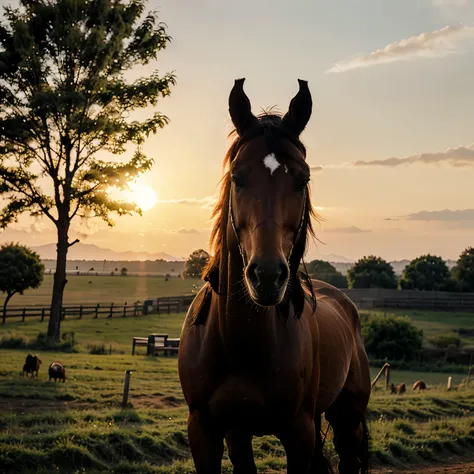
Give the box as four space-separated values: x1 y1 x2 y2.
0 275 203 307
0 347 473 474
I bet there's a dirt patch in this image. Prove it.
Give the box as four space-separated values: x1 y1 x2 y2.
129 393 184 410
374 459 474 474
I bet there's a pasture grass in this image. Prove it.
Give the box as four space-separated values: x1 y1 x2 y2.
1 350 474 473
0 274 202 307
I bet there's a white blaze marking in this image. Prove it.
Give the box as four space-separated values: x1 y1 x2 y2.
284 164 288 174
263 153 280 176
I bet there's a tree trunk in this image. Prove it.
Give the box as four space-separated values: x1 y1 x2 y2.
2 292 14 324
47 224 69 342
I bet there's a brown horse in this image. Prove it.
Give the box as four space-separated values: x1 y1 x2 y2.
178 78 371 474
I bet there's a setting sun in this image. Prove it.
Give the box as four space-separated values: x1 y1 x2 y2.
106 180 158 212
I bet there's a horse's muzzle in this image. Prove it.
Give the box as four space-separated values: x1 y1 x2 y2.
245 257 289 306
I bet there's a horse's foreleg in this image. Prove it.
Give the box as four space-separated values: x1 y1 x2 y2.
279 411 315 474
225 430 257 474
187 410 224 474
310 416 333 474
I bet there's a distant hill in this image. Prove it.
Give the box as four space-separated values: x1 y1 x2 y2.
32 242 182 262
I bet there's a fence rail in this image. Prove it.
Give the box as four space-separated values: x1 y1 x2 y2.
1 295 196 323
3 289 474 324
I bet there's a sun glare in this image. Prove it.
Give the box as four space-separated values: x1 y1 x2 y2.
107 180 158 212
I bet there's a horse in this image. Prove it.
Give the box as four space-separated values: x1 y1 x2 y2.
178 78 371 474
412 380 426 391
390 383 406 394
23 354 42 378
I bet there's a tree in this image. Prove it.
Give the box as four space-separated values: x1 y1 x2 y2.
304 259 348 288
0 243 44 323
347 255 397 289
452 247 474 292
362 314 423 361
399 254 453 291
120 267 128 276
0 0 176 341
183 249 210 279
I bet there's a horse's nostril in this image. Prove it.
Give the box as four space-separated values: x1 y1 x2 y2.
247 263 259 286
277 263 289 286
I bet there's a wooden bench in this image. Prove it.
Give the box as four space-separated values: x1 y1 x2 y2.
132 337 148 355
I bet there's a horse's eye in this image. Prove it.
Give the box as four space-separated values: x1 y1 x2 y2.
231 175 244 192
295 178 309 194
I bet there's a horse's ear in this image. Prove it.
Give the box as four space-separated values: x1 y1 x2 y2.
281 79 312 137
229 78 258 136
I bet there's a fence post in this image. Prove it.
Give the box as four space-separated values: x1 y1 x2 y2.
178 297 183 313
79 305 83 319
122 370 132 408
467 353 473 387
22 308 26 322
133 303 138 317
109 303 114 318
447 376 452 391
95 304 99 319
41 307 45 322
123 302 127 318
385 364 391 391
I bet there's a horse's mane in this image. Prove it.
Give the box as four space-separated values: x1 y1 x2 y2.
200 112 318 321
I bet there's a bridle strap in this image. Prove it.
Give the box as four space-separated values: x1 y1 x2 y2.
228 186 307 268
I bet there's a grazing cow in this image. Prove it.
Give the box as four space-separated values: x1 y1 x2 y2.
413 380 427 391
390 383 406 394
48 362 66 382
23 354 42 378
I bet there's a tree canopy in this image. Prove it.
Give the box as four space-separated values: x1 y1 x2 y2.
183 249 210 279
362 314 423 361
0 243 44 323
452 247 474 292
399 254 453 291
347 255 397 289
0 0 175 341
304 259 348 288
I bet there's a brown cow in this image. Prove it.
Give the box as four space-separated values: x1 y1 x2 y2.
23 354 42 378
413 380 427 391
390 383 406 394
48 362 66 383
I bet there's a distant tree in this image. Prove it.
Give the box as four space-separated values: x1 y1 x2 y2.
362 314 423 361
304 259 348 288
0 0 175 342
0 243 44 323
399 254 453 291
452 247 474 292
183 249 210 279
347 255 397 289
89 267 94 272
120 267 128 276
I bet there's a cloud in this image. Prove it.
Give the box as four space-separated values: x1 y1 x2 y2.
324 226 371 234
310 165 324 173
326 24 474 73
157 196 217 209
404 209 474 221
177 228 200 234
351 143 474 168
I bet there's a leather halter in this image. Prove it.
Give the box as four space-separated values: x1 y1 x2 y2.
228 184 307 269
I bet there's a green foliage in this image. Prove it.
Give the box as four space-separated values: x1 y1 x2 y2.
452 247 474 292
347 255 398 289
120 267 128 276
0 0 176 340
400 254 453 291
304 259 348 288
183 249 210 279
429 334 462 349
362 314 423 361
0 243 44 321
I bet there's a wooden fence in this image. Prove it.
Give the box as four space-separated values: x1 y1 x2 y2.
1 295 196 323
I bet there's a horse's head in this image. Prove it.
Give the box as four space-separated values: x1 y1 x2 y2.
224 78 314 308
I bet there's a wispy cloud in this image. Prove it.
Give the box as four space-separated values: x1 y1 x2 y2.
404 209 474 221
326 24 474 73
324 226 371 234
157 196 217 209
352 143 474 168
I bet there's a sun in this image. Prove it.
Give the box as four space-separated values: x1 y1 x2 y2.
128 182 158 212
107 180 158 212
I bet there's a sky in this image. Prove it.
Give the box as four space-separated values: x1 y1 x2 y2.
1 0 474 262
